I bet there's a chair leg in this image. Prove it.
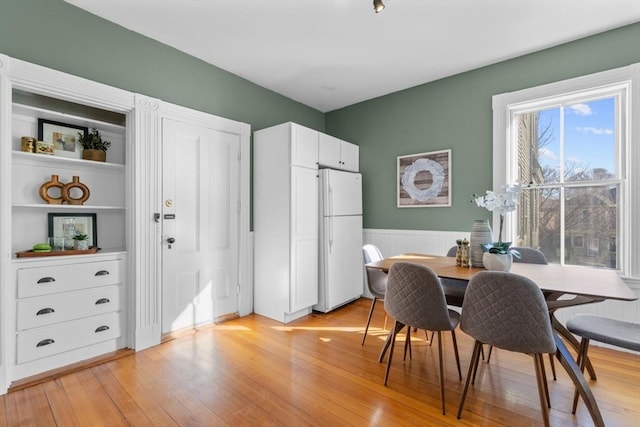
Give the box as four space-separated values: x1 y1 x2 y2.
471 343 483 385
403 327 412 361
361 297 378 345
457 340 483 419
437 331 446 415
539 353 551 408
378 321 404 363
534 354 551 427
384 321 401 386
486 345 494 363
572 338 591 413
451 329 462 380
425 330 435 346
548 353 557 381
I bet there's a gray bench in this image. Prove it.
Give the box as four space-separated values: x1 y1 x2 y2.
566 314 640 413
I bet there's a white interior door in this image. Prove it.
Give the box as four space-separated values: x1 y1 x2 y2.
162 118 240 333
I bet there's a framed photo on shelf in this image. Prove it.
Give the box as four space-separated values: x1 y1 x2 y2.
38 119 88 159
48 213 97 248
397 149 451 207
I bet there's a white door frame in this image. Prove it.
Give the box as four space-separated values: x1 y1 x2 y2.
133 98 250 350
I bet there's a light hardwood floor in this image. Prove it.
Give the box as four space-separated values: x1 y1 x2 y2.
1 298 639 426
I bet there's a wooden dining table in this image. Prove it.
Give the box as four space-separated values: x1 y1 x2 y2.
365 253 637 427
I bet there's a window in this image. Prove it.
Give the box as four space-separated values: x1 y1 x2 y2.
514 93 621 268
493 63 640 278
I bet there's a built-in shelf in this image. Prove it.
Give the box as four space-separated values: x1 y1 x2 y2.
12 204 125 211
12 151 125 171
13 103 126 134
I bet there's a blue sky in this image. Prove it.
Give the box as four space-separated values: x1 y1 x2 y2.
537 97 615 179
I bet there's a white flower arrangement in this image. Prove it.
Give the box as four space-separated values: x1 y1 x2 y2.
473 183 524 256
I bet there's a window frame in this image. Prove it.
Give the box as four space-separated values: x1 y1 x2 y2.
492 63 640 279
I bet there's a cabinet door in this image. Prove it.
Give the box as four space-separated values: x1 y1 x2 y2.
289 166 318 312
291 124 318 169
318 133 342 169
340 142 360 172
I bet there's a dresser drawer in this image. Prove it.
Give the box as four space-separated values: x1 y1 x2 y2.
16 311 122 364
17 260 122 298
16 285 122 331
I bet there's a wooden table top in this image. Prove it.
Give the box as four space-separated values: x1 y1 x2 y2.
365 253 637 302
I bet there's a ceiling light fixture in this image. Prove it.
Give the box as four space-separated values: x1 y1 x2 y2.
373 0 385 13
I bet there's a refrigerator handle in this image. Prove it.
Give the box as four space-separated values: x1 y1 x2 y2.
329 216 333 253
328 184 334 252
328 184 333 217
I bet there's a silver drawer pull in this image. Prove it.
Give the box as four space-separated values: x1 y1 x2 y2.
95 298 110 305
36 308 55 316
37 277 56 284
95 325 110 333
36 338 55 347
95 270 110 276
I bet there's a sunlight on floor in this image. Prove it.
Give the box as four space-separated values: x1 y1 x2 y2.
213 325 252 331
267 325 435 345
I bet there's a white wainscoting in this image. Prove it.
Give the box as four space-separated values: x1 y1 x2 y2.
363 228 640 352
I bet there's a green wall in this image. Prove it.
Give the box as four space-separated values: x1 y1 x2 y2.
0 0 324 132
326 23 640 231
2 2 639 233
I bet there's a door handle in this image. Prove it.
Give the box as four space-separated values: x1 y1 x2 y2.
167 237 175 249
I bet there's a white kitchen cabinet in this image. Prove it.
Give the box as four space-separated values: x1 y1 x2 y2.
253 122 319 323
318 132 359 172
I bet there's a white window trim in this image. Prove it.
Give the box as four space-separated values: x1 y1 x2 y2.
492 63 640 280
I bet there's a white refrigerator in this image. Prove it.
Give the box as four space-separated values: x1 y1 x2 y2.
314 169 364 313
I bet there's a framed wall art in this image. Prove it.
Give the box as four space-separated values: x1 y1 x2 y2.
48 213 97 248
397 149 451 207
38 119 88 159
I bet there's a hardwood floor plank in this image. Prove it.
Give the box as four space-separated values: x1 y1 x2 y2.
89 363 156 426
2 298 639 426
59 370 128 427
4 384 56 426
42 379 81 426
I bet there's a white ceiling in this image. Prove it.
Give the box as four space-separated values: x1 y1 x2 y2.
66 0 640 113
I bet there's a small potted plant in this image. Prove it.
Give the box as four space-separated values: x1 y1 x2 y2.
73 233 90 250
78 128 111 162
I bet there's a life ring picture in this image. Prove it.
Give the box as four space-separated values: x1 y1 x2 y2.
397 149 451 207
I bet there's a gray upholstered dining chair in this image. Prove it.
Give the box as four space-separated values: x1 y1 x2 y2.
567 314 640 413
382 262 462 415
511 246 549 265
362 244 388 345
486 247 552 366
456 271 557 427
